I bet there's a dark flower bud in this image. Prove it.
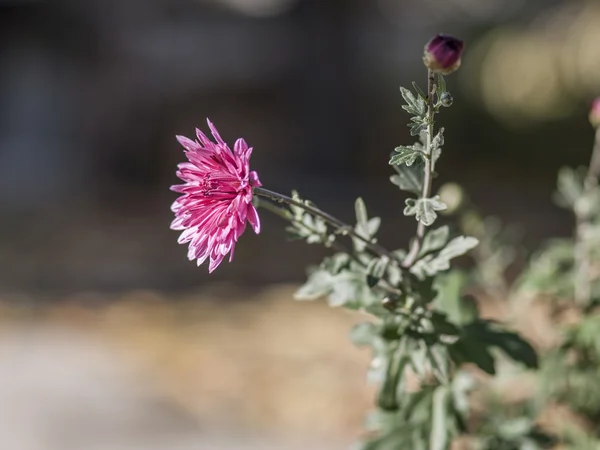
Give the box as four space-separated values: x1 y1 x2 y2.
589 97 600 128
440 92 453 107
423 34 464 75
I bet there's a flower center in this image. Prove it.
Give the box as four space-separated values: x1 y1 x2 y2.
200 174 217 196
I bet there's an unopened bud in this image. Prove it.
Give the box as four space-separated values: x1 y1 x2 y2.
589 97 600 128
423 34 464 75
440 92 453 107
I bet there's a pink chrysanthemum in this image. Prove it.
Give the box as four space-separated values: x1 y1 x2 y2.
170 119 262 272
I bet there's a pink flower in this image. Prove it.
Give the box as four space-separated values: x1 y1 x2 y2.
423 34 464 75
170 119 262 272
590 97 600 128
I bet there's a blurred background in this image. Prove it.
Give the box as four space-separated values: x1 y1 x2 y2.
1 0 600 448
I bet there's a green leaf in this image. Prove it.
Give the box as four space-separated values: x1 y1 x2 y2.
350 322 379 347
409 117 428 136
419 225 450 258
404 196 447 226
448 337 496 375
355 197 368 228
294 270 334 300
366 257 389 288
465 321 538 369
412 81 427 101
329 271 379 308
434 271 478 325
390 145 424 166
390 160 425 195
430 385 450 450
436 73 446 99
400 86 427 116
411 236 479 278
458 320 538 370
353 198 381 252
430 128 444 163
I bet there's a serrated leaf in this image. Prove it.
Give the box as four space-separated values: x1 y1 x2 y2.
390 145 424 166
411 236 479 278
419 225 450 258
400 86 427 116
390 161 425 195
404 196 447 226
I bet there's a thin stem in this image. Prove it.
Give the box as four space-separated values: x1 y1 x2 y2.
574 127 600 305
403 69 436 268
254 186 400 263
255 197 403 296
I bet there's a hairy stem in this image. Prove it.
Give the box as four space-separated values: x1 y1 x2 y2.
254 186 400 263
403 69 436 268
574 127 600 305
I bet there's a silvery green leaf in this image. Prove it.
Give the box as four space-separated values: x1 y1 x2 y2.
434 271 478 325
294 270 334 300
389 145 424 166
328 271 380 308
366 256 389 288
430 128 444 162
350 322 379 347
409 119 427 136
353 198 381 252
411 236 479 278
412 81 427 101
405 196 447 226
436 73 446 98
355 197 368 228
390 161 425 195
419 225 450 258
400 86 426 116
387 263 403 286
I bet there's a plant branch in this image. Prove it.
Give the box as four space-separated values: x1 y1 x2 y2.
403 69 436 268
254 187 400 263
255 197 403 296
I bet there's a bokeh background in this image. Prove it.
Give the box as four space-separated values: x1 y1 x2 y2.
1 0 600 448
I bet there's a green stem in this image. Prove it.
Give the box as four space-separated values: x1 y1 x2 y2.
254 186 400 263
403 69 436 268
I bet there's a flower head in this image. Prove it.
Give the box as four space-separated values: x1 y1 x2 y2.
589 97 600 128
423 34 464 75
170 119 261 272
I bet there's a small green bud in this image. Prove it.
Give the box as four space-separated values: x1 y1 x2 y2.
440 92 453 107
